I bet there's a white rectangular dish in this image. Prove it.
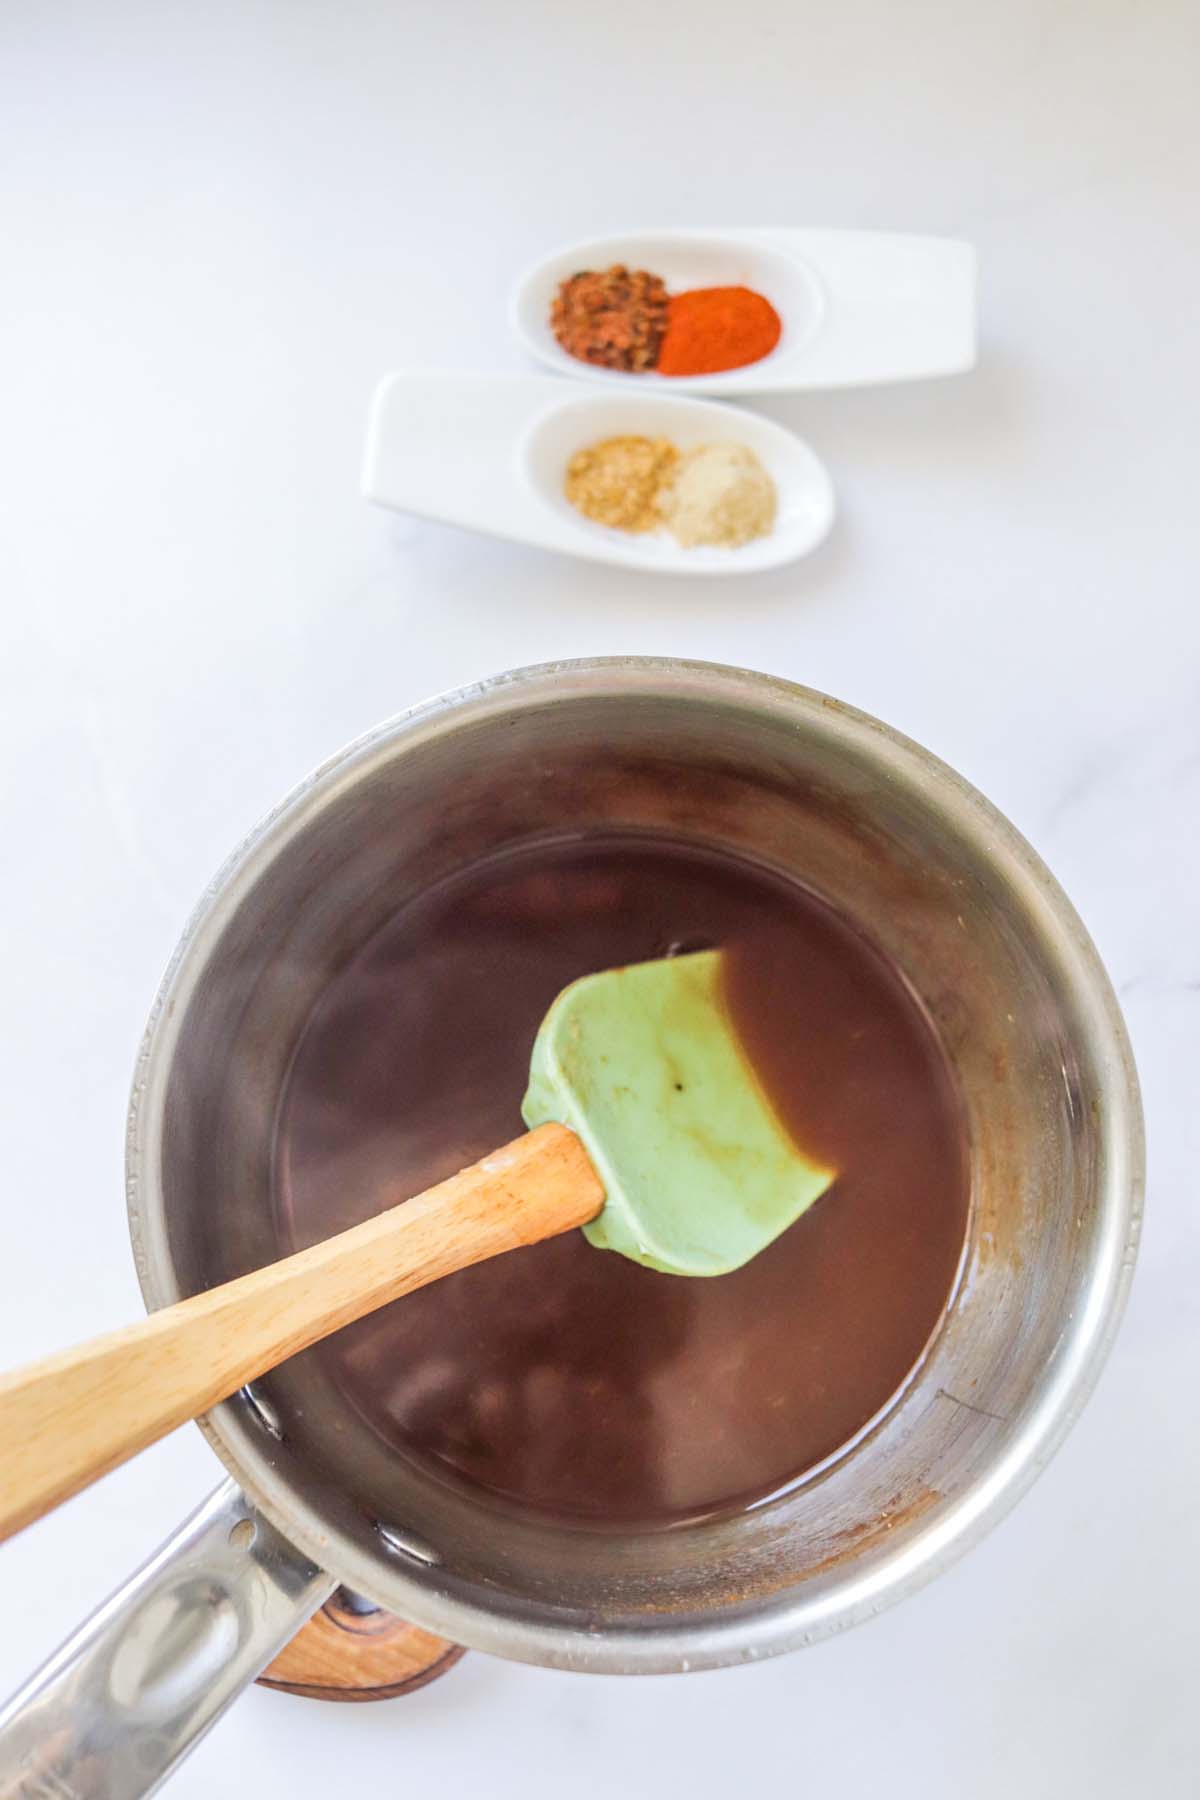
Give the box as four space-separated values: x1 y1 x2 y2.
512 229 977 394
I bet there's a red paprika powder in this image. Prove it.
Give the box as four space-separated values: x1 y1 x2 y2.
657 285 782 376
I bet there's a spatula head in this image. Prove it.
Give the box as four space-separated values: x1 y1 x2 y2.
521 950 834 1276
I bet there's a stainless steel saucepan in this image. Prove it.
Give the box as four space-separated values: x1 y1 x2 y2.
0 659 1143 1797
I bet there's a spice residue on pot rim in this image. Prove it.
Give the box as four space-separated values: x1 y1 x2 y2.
551 264 783 377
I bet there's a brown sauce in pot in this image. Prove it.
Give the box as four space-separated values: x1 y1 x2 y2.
276 836 969 1528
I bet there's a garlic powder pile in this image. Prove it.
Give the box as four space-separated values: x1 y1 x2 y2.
564 436 679 532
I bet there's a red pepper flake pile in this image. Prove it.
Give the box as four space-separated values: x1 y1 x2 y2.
550 268 782 377
550 265 669 372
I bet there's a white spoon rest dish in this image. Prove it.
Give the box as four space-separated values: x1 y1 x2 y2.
363 373 835 575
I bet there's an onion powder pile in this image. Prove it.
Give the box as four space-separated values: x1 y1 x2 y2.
657 443 777 548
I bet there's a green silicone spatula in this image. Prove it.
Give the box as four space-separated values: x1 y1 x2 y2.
0 950 834 1544
523 949 833 1274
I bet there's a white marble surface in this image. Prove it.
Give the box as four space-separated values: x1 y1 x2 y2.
2 2 1197 1793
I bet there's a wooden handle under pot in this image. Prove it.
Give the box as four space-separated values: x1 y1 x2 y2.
257 1594 467 1702
0 1123 602 1544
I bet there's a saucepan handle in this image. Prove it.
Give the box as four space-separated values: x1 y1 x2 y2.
0 1481 334 1799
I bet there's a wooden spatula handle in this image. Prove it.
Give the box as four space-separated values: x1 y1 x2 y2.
0 1122 602 1545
